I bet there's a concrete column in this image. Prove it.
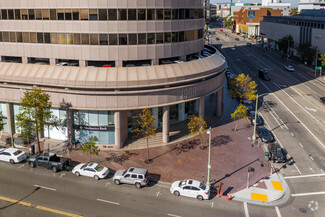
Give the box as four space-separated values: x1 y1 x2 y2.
6 102 15 146
216 88 224 118
116 61 123 67
152 107 159 128
22 57 28 64
67 109 74 146
152 59 159 65
180 55 186 61
114 110 128 149
198 96 205 120
162 106 170 144
50 58 56 65
178 103 185 121
79 60 86 67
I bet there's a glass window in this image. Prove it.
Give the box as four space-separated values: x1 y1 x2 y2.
50 9 57 20
193 29 198 40
80 9 88 20
89 9 98 20
118 9 127 20
179 9 184 19
73 33 81 44
147 9 155 20
57 9 64 20
72 9 79 20
14 9 21 20
128 34 137 45
50 33 58 44
128 9 136 20
172 32 178 43
179 31 184 42
23 32 30 43
88 111 98 126
157 9 164 20
30 32 37 43
28 9 35 20
1 10 7 19
119 34 127 45
65 9 72 20
194 9 200 19
0 32 2 42
9 32 16 42
44 33 50 43
99 9 107 20
42 9 49 20
185 30 194 41
164 9 171 20
98 111 108 126
108 9 117 20
8 10 14 20
185 9 190 19
21 9 28 20
35 9 42 20
66 33 73 44
109 34 118 45
108 111 114 125
81 34 89 45
2 32 9 42
164 33 171 43
172 9 178 19
37 33 44 43
190 9 195 19
147 33 155 44
58 33 66 44
16 32 23 42
138 33 146 44
156 33 163 44
99 34 108 45
90 34 98 45
138 9 146 20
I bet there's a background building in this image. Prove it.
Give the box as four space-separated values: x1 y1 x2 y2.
298 0 325 12
0 0 226 149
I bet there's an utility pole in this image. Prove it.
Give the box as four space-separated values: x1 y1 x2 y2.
206 127 212 186
315 47 318 77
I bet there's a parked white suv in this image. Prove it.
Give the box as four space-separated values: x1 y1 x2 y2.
170 179 210 200
113 167 149 189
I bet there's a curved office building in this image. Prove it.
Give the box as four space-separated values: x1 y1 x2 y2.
0 0 226 148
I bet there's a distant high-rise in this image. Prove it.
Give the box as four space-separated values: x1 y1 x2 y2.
298 0 325 11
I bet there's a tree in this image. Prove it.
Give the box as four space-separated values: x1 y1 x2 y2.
80 136 100 162
230 73 257 103
224 14 233 29
278 35 294 54
132 108 156 164
290 8 299 16
16 87 58 153
187 115 207 149
231 104 248 131
319 54 325 67
0 111 5 132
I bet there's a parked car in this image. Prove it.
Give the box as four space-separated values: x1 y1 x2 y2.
256 126 275 143
56 62 69 66
113 167 150 188
242 100 254 112
231 47 236 51
249 111 264 126
247 42 252 47
258 69 271 81
172 60 184 64
72 162 110 180
216 37 220 41
235 38 240 41
284 65 295 72
170 180 210 201
28 152 70 173
320 97 325 104
0 148 27 164
268 143 286 163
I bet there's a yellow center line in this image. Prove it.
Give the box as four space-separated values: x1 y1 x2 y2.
36 205 83 217
0 196 32 207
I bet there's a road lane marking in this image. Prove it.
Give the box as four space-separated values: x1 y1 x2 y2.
35 205 82 217
299 143 304 148
262 102 284 129
292 191 325 197
243 202 249 217
321 169 325 174
34 184 56 191
105 181 111 187
260 81 325 149
97 198 119 205
305 107 317 112
284 174 325 179
60 172 66 178
0 195 32 207
309 155 314 161
167 214 182 217
19 164 25 168
156 191 161 197
275 206 282 217
211 202 214 208
291 133 295 137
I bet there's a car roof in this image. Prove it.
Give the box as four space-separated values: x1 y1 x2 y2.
86 162 99 168
186 180 202 187
2 148 20 153
258 126 267 131
128 167 147 174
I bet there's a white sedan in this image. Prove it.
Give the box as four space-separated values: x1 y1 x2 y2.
72 162 110 180
170 179 210 200
285 65 295 72
0 148 27 164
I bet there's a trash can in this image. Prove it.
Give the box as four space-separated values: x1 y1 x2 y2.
264 152 270 161
30 144 35 155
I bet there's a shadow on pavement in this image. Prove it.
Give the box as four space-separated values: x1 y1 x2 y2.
147 173 161 187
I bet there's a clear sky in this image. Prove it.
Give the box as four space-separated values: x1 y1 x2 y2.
210 0 299 8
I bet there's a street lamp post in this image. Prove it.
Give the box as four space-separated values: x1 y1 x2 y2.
206 127 212 186
252 93 269 145
315 47 318 78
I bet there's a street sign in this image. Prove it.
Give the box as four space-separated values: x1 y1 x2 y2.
247 11 255 18
315 66 322 70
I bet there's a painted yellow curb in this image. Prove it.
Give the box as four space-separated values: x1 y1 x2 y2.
271 180 283 191
36 205 82 217
251 192 268 201
0 196 32 207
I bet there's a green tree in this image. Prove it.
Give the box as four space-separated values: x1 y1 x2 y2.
133 108 156 164
224 14 233 29
319 54 325 67
231 104 248 131
230 73 257 103
16 87 58 153
80 136 100 162
0 111 5 132
187 115 207 149
290 8 299 16
278 35 294 54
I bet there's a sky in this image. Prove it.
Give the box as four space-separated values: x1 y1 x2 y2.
210 0 299 8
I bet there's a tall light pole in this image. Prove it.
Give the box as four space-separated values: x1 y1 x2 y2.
315 47 318 78
252 93 269 145
206 127 212 186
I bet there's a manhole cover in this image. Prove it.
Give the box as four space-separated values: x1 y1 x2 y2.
299 208 307 213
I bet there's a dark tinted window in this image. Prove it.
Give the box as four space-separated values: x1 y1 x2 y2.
1 10 7 19
37 33 44 43
99 9 107 20
16 32 23 42
44 33 50 43
147 33 155 44
138 9 146 20
131 174 137 179
191 187 200 191
8 10 14 19
99 34 108 45
119 34 127 45
164 9 171 20
109 34 118 45
128 34 137 45
179 31 184 42
156 33 163 44
183 186 191 190
157 9 163 20
28 9 35 20
172 9 178 19
15 10 21 20
138 33 146 45
179 9 185 19
128 9 136 20
147 9 155 20
164 33 171 43
65 9 72 20
89 9 98 20
72 9 79 20
108 9 117 20
118 9 127 20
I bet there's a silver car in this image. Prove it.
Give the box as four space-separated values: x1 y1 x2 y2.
113 167 150 189
170 180 210 200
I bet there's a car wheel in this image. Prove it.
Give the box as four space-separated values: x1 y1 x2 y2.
174 191 180 196
197 195 203 201
94 175 99 180
9 159 15 164
29 162 35 168
51 167 57 173
135 182 141 189
75 172 80 177
114 179 120 185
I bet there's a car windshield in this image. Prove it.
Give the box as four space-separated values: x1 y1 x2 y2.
13 150 22 156
80 164 87 169
199 183 207 190
179 180 187 187
122 170 127 176
95 165 104 172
